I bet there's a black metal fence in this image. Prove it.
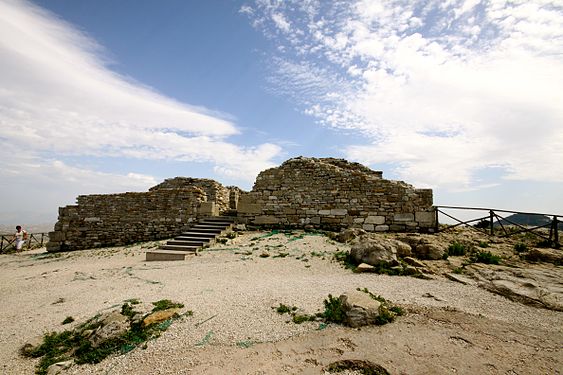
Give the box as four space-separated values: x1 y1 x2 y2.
0 232 49 253
434 205 560 247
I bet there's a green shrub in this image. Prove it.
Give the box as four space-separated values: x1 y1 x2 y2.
514 243 528 253
61 316 74 325
323 294 346 324
478 241 489 248
447 242 466 256
151 299 184 312
275 304 296 314
470 251 501 265
334 251 357 270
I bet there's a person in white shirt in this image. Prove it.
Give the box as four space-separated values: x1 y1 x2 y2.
14 225 28 252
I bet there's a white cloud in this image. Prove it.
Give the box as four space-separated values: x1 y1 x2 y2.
0 0 282 193
245 0 563 189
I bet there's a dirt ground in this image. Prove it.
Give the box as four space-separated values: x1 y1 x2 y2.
0 229 561 374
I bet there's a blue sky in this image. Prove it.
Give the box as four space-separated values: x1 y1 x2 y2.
1 0 562 225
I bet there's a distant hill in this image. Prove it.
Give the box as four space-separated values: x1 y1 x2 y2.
495 213 562 229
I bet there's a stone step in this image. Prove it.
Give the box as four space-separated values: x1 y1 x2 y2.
167 240 206 247
146 250 188 261
180 231 218 238
198 221 233 227
205 215 236 222
175 235 211 242
160 244 199 251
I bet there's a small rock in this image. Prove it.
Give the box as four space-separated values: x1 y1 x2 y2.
259 251 270 258
143 308 180 327
339 291 381 328
47 360 73 375
355 263 376 273
19 335 44 356
403 256 426 268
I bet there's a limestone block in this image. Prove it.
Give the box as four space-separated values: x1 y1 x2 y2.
362 224 375 231
310 217 321 224
415 211 436 225
365 216 385 225
375 225 389 232
393 213 414 222
84 217 100 222
331 208 348 216
354 218 365 224
253 215 280 225
319 210 331 215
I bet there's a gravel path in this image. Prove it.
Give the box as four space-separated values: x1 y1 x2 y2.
1 231 561 374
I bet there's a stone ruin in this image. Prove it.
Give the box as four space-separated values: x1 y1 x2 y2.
46 157 435 252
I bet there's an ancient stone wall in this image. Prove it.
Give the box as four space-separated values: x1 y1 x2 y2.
149 177 231 212
46 185 207 252
237 157 435 232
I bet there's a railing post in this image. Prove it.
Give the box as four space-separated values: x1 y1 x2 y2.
0 235 4 253
434 207 439 233
554 216 559 247
489 210 494 236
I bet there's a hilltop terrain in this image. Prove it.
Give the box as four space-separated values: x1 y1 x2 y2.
0 227 561 374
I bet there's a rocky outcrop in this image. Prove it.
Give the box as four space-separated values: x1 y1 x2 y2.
397 234 447 260
466 264 563 311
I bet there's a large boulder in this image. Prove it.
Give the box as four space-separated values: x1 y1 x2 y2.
339 291 381 328
397 234 446 260
350 236 403 267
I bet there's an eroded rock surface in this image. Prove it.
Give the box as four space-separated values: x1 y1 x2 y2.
465 264 563 311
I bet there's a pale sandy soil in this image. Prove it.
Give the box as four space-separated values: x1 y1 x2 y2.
0 230 561 374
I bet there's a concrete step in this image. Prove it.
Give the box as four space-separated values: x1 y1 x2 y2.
187 228 223 234
160 244 199 252
146 250 187 261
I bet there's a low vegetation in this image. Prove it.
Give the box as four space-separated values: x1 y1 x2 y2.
470 250 501 265
21 299 187 375
447 242 467 256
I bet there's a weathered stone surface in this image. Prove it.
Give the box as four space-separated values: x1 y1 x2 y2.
398 234 446 260
466 264 563 311
350 236 401 266
142 308 181 327
524 248 563 265
253 215 279 225
337 228 367 243
339 291 381 328
365 215 386 225
90 311 130 347
403 256 426 268
355 263 376 273
47 360 74 375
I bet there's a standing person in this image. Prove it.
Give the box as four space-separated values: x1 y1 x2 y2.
14 225 28 252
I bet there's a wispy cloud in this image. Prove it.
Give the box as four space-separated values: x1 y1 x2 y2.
243 0 563 189
0 0 282 192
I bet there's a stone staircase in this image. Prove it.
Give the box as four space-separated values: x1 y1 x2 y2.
145 216 235 261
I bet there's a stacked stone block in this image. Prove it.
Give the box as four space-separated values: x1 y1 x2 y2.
149 177 231 212
237 157 434 232
46 186 206 252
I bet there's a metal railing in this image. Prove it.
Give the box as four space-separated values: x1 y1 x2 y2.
434 205 560 247
0 232 49 253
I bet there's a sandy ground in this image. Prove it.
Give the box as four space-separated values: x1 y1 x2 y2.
0 231 561 374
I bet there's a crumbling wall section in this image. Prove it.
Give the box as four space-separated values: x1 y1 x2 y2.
46 186 206 252
149 177 230 212
237 157 435 232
